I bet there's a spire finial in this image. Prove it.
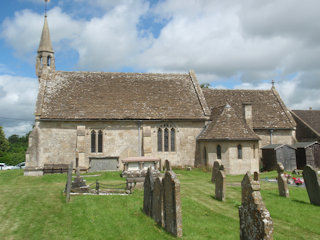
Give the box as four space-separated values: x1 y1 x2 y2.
44 0 50 17
271 79 275 88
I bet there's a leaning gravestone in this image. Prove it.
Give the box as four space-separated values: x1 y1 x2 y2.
215 169 226 201
211 161 224 183
163 171 183 237
239 172 273 240
277 163 289 198
152 177 164 227
143 167 154 216
302 165 320 206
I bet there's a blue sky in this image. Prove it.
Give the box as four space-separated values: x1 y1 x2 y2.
1 0 320 136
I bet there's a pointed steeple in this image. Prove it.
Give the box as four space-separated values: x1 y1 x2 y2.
36 14 55 78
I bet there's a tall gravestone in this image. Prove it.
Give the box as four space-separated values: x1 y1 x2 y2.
163 171 183 237
211 161 224 183
276 163 289 198
65 162 73 203
165 159 172 171
239 172 273 240
152 177 164 227
215 169 226 201
143 167 154 216
303 165 320 206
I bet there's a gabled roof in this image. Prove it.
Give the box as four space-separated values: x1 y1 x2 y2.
292 141 319 149
202 88 296 129
198 104 260 141
291 110 320 134
261 144 295 150
37 71 209 120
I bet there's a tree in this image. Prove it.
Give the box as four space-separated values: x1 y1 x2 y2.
0 126 9 156
200 83 210 88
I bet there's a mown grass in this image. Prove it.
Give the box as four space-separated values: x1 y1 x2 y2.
0 169 319 240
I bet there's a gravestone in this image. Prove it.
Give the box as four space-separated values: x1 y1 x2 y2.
71 166 89 193
143 167 154 216
215 169 226 201
163 171 183 237
302 165 320 206
165 160 172 171
152 177 164 227
65 162 73 203
211 161 224 183
239 172 273 240
276 163 289 197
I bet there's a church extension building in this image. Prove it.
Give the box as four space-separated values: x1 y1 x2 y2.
24 15 296 176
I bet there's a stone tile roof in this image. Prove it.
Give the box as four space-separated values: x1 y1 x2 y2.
37 71 209 120
198 104 260 141
292 110 320 134
202 88 296 129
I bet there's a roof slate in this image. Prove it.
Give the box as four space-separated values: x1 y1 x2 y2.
292 110 320 134
292 141 319 149
202 88 296 129
198 104 260 141
39 71 208 120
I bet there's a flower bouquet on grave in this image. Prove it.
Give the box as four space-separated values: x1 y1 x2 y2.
292 177 303 185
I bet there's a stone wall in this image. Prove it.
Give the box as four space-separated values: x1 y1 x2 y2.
25 120 205 175
255 129 296 149
199 141 259 175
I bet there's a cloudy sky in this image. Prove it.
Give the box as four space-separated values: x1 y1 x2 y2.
0 0 319 137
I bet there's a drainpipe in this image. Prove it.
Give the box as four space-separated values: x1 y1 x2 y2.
138 120 142 156
270 129 273 144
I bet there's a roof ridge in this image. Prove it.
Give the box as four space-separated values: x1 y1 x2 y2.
290 110 320 137
204 88 271 92
56 70 188 76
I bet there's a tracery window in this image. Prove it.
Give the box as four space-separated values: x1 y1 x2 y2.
91 129 103 153
238 144 242 159
217 145 221 159
157 123 176 152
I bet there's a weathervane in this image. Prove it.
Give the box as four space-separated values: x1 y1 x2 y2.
44 0 50 17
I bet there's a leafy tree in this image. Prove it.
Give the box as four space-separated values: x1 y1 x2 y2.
200 83 210 88
0 126 9 157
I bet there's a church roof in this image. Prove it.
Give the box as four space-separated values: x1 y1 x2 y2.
198 104 260 141
37 71 210 120
202 88 296 129
291 110 320 135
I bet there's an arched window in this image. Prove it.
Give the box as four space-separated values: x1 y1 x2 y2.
164 128 169 152
217 145 221 159
157 128 162 152
203 147 207 166
47 56 51 66
170 128 175 152
39 56 43 67
253 144 256 158
238 144 242 159
91 130 96 153
98 130 103 153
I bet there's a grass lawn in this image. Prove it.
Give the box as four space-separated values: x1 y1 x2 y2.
0 169 319 240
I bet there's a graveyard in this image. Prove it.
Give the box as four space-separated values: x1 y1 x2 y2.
0 168 319 239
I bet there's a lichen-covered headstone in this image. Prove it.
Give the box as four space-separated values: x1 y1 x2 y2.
239 172 273 240
211 161 224 183
303 165 320 206
152 177 163 227
163 171 182 237
165 159 172 171
276 163 289 198
215 169 226 201
143 167 154 216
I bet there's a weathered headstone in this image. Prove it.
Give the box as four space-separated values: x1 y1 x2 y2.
211 161 224 183
66 162 73 203
165 159 172 171
163 171 183 237
215 169 226 201
239 172 273 240
143 167 154 216
152 177 164 227
276 163 289 197
302 165 320 206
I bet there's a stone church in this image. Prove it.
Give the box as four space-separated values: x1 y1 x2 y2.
25 15 296 176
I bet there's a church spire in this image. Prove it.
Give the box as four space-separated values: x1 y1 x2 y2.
36 2 55 78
